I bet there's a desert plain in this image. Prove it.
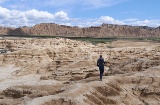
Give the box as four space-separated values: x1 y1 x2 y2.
0 37 160 105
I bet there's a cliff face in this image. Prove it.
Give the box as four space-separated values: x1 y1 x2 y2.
0 26 16 35
0 23 160 37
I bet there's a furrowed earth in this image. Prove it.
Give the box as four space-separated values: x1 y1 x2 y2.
0 37 160 105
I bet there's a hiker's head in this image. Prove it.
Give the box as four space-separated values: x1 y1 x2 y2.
100 55 102 58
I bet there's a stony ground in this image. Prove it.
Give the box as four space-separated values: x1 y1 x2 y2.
0 37 160 105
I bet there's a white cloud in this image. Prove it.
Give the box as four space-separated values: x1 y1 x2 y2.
54 11 69 20
133 20 150 26
131 19 160 27
70 16 125 27
74 16 160 28
25 9 54 19
0 6 10 18
0 6 160 28
76 16 125 27
97 16 124 24
0 6 69 27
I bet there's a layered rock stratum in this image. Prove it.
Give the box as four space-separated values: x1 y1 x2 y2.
0 23 160 37
0 37 160 105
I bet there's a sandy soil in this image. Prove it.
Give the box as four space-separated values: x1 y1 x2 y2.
0 38 160 105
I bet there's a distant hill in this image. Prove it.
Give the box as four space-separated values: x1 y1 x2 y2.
0 23 160 37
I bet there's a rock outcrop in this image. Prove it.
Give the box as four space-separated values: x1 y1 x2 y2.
0 26 15 35
0 23 160 37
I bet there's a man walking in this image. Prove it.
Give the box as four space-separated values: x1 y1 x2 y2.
97 55 105 81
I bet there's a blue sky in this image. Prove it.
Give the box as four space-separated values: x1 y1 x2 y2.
0 0 160 27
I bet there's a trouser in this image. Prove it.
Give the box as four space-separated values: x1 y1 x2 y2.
99 66 104 79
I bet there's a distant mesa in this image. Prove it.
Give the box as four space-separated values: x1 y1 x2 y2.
0 23 160 37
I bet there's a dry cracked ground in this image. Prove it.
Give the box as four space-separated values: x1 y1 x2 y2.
0 37 160 105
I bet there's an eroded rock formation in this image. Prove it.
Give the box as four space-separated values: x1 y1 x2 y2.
0 23 160 37
0 38 160 105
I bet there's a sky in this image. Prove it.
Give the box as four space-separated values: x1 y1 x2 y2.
0 0 160 28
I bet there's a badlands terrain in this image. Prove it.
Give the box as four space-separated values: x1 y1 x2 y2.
0 23 160 37
0 37 160 105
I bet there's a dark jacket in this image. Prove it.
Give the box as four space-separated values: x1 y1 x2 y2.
97 57 105 67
